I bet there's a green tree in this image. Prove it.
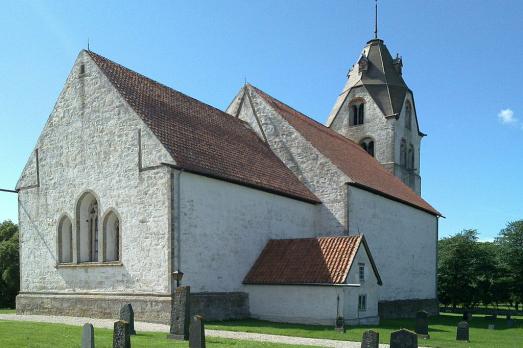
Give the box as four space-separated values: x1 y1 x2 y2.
438 229 479 308
0 220 19 308
496 220 523 310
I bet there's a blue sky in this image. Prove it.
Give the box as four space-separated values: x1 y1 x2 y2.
0 1 522 240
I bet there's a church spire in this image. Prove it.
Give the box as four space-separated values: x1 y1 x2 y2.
374 0 378 39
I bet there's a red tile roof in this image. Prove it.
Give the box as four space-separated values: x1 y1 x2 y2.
86 51 319 204
244 235 382 285
248 85 440 216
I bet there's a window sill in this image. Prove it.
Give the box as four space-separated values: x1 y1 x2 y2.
56 261 123 268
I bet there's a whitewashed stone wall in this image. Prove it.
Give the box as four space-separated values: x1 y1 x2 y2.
17 51 175 296
177 171 318 292
347 185 438 301
227 87 349 234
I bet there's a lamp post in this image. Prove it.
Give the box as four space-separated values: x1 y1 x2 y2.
172 270 184 288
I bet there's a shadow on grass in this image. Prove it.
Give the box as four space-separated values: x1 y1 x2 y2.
208 313 521 337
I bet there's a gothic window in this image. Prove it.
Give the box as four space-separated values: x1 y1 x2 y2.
350 101 365 126
77 192 99 262
104 211 120 262
405 102 412 130
58 216 72 263
408 144 415 170
360 138 375 157
400 139 407 167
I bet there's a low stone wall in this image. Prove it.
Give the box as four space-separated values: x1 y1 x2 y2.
378 298 439 319
191 292 249 321
16 291 249 323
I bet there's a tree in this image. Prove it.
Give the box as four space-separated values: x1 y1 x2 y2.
438 229 479 308
0 220 19 308
496 220 523 310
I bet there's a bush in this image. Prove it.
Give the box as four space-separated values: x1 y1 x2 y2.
0 220 19 308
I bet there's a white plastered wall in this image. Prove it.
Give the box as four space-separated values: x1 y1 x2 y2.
177 172 319 292
348 185 438 302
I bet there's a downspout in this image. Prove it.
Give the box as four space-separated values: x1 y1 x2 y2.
175 169 184 287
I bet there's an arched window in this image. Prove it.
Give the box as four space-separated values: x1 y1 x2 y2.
360 138 375 157
405 102 412 130
58 216 72 263
77 192 99 262
400 139 407 167
352 105 358 126
408 144 415 170
104 211 120 262
350 101 365 126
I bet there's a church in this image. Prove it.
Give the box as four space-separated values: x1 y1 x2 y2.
16 35 440 325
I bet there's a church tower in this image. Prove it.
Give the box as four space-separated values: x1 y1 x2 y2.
326 38 424 195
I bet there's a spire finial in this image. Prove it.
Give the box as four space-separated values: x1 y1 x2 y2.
374 0 378 39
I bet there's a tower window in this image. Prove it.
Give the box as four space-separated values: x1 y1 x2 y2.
79 64 86 75
400 139 407 167
350 101 365 126
408 144 415 170
405 102 412 130
360 138 374 157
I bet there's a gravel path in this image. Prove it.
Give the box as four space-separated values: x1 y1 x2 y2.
0 313 390 347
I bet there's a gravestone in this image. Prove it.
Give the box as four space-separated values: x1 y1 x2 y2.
189 315 206 348
361 330 379 348
486 315 496 330
462 311 471 321
81 323 94 348
415 311 429 338
390 329 418 348
119 304 136 335
335 316 345 332
168 286 191 340
113 320 131 348
456 321 469 342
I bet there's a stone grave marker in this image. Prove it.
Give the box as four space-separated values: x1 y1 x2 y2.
168 286 191 340
390 328 418 348
456 321 469 342
415 310 429 338
361 330 379 348
462 311 471 321
119 304 136 335
189 315 206 348
113 320 131 348
486 315 496 330
81 323 94 348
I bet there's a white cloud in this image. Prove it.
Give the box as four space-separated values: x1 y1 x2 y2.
498 108 516 124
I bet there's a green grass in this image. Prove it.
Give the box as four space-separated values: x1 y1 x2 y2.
207 313 523 348
0 320 319 348
0 308 16 314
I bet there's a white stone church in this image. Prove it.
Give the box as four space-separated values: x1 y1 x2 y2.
16 36 440 325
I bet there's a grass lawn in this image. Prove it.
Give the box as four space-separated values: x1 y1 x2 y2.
0 320 318 348
208 313 523 348
0 308 16 314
